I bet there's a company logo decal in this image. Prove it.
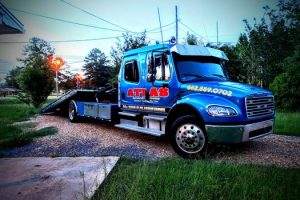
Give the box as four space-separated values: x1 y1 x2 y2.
187 85 233 97
127 87 169 98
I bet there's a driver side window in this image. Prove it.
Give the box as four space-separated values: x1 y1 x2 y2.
147 53 170 82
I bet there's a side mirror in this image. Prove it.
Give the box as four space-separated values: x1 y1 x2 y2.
147 52 156 82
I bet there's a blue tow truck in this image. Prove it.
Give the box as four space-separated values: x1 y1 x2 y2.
42 44 275 158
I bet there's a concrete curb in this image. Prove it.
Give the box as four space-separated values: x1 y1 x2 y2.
0 157 119 200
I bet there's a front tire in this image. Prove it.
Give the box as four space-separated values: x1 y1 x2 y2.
170 115 207 158
68 100 78 122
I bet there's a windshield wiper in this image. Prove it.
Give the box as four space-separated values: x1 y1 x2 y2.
211 74 226 79
182 73 211 81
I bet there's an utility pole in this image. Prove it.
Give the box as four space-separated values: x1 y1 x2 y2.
175 5 178 43
216 21 219 45
49 56 64 97
157 8 164 45
55 70 59 97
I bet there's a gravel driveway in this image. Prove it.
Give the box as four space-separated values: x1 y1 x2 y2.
1 114 300 168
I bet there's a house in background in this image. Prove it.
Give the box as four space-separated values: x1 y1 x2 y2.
0 88 21 97
0 2 24 34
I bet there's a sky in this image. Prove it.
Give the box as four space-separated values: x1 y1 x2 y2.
0 0 278 82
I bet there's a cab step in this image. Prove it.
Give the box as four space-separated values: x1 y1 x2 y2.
118 111 139 117
115 124 164 137
143 115 166 121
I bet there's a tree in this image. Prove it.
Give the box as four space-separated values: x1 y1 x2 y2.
110 32 149 73
184 32 203 45
270 50 300 111
18 37 54 67
17 67 53 107
236 0 299 88
235 0 300 111
5 66 23 88
83 48 111 88
17 37 55 107
58 70 77 90
219 45 244 82
109 32 149 86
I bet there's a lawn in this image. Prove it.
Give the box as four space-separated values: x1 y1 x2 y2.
275 112 300 136
0 97 57 149
93 158 300 200
93 111 300 200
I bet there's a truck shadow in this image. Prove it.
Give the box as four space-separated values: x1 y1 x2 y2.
203 142 262 160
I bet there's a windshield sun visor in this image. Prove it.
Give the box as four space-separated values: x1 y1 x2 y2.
170 45 229 61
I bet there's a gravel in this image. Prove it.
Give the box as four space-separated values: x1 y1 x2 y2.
1 114 300 168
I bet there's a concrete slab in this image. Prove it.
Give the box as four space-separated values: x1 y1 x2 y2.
0 157 119 200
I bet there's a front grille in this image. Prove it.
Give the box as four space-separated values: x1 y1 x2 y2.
246 96 274 118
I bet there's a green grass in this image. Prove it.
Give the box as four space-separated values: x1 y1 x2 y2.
0 126 57 149
0 97 57 149
275 112 300 136
0 96 56 107
93 158 300 200
0 97 22 105
0 104 38 123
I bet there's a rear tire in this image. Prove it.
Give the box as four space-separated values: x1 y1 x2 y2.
68 100 78 122
170 115 207 158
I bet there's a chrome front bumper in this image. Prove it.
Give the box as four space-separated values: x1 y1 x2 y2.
205 119 274 144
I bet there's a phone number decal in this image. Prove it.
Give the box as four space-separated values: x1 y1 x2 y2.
187 85 233 97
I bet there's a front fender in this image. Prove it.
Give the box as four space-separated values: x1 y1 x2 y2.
175 93 246 124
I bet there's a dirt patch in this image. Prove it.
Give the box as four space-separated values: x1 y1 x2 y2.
1 114 300 168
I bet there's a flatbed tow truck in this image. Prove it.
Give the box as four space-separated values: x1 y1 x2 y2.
42 44 275 158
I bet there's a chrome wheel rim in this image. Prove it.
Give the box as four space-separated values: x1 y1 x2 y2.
175 123 205 154
69 105 75 120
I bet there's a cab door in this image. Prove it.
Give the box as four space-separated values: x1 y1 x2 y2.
144 52 179 112
119 56 145 110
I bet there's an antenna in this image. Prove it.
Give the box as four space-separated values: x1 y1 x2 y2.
175 6 178 43
157 8 164 48
216 21 219 45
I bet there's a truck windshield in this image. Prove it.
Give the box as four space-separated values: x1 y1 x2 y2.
173 53 229 83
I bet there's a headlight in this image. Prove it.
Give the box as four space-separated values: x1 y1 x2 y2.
207 105 237 117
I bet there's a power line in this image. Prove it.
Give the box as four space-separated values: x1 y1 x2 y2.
8 7 128 32
8 7 170 41
60 0 131 32
180 21 208 42
61 0 176 35
0 35 158 44
148 25 175 34
0 36 123 44
147 21 175 33
5 6 187 44
178 26 187 34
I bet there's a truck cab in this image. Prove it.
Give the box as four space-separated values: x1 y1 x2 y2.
117 44 275 157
